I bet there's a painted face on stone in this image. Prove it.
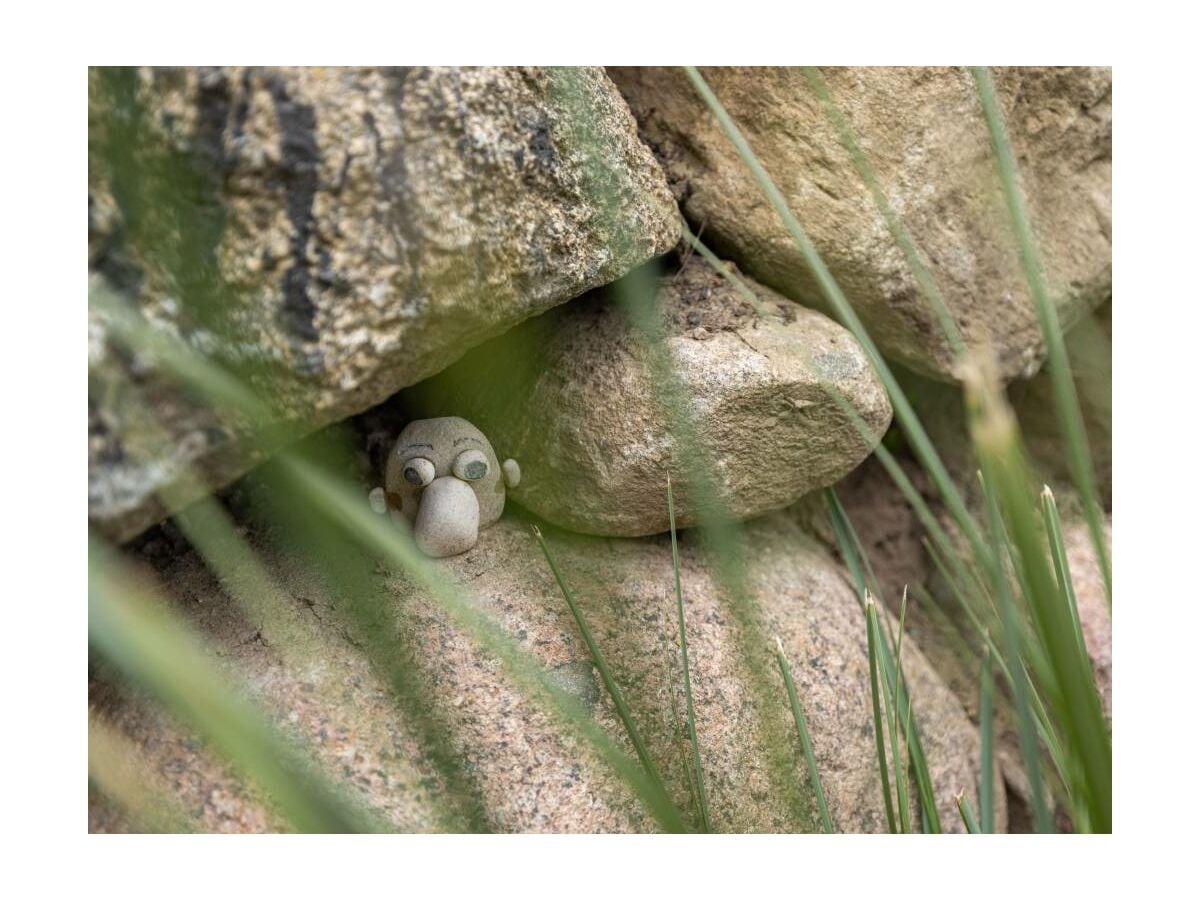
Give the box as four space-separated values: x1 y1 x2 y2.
383 417 520 558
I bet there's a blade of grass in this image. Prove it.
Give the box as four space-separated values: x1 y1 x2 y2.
956 791 981 834
888 590 913 833
1040 484 1089 663
979 644 996 834
532 524 681 828
865 593 898 833
774 637 834 833
971 66 1111 604
177 488 491 833
668 477 713 833
609 267 814 827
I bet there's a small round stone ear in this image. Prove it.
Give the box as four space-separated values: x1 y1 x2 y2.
402 457 436 487
502 458 521 489
368 486 388 514
453 449 489 481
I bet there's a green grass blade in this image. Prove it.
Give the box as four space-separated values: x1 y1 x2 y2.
971 66 1111 604
956 791 981 834
889 590 913 833
532 524 682 828
668 478 713 833
979 645 996 833
89 542 385 833
1040 485 1089 663
865 594 898 833
774 637 835 833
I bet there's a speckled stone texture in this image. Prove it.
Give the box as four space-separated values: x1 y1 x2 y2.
89 511 999 833
88 66 680 542
609 66 1111 383
408 256 892 536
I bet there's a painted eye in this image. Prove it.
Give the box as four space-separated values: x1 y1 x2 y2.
402 457 435 487
453 449 489 481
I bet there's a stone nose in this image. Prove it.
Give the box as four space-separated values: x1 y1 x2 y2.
414 476 480 558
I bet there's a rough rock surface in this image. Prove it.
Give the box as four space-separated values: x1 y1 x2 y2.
88 66 680 542
89 511 998 833
609 66 1111 383
408 257 892 536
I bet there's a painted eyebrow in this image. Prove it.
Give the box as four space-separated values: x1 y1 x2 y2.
400 442 433 453
453 436 484 447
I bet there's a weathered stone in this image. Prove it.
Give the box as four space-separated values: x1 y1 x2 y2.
90 511 999 832
88 66 680 542
609 66 1111 383
408 257 892 536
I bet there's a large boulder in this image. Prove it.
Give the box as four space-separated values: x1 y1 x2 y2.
90 510 998 833
88 67 680 542
609 66 1111 383
408 256 892 536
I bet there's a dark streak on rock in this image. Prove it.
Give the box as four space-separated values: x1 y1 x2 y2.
194 68 233 174
381 67 425 308
230 68 253 147
265 75 321 347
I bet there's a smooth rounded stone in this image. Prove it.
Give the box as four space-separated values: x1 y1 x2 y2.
408 257 892 537
609 67 1111 383
88 66 680 542
90 512 1001 833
